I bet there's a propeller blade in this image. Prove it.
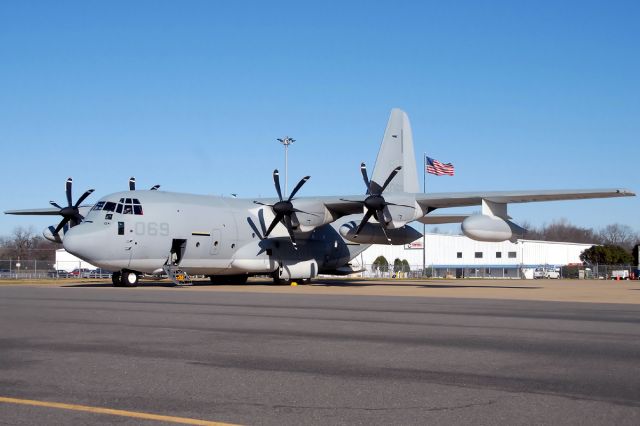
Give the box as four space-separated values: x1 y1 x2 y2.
379 166 402 194
49 201 62 209
339 198 365 204
264 213 283 237
287 176 310 201
273 170 283 201
360 162 370 194
129 177 136 191
375 208 388 226
385 202 416 209
292 208 319 216
150 185 160 190
65 178 73 207
355 209 374 236
253 201 273 207
379 221 391 243
54 217 70 234
283 214 297 246
74 189 95 208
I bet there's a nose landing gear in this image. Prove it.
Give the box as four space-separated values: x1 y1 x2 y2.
112 270 139 287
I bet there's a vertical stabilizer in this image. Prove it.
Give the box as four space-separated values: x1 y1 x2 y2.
371 108 420 193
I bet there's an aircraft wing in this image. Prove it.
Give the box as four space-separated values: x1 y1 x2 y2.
415 188 635 210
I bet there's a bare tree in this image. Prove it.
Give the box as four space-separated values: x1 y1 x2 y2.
0 227 56 261
598 224 638 251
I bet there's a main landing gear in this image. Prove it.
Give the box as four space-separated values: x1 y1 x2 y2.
112 270 139 287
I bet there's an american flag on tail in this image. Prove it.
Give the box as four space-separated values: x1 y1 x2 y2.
425 156 455 176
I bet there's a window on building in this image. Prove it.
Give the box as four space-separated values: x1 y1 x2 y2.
456 252 462 258
496 251 502 258
475 252 483 258
508 251 517 258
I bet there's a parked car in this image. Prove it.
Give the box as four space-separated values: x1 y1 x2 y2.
88 268 112 279
69 268 94 278
545 268 561 279
0 269 13 278
48 269 71 278
533 267 545 279
611 270 630 280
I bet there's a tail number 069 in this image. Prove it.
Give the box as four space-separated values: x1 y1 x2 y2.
134 222 170 236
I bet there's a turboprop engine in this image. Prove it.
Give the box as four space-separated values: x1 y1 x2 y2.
290 199 336 233
382 194 423 229
340 221 422 245
461 214 526 242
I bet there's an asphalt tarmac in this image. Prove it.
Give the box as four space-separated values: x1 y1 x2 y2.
1 284 640 425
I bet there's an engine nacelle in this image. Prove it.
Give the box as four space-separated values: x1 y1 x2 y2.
277 259 319 280
339 221 422 245
43 226 63 244
381 194 423 229
461 214 526 242
291 200 335 233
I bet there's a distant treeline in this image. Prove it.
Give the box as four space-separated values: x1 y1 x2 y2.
520 219 639 252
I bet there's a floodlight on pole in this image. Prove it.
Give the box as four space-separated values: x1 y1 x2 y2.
277 136 295 197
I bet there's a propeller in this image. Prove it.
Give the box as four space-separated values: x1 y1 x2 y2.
129 177 160 191
341 163 413 241
253 170 313 246
49 178 95 234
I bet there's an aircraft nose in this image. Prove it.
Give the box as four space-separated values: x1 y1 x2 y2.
63 224 99 260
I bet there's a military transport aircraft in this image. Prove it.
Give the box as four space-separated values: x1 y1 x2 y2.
5 109 635 287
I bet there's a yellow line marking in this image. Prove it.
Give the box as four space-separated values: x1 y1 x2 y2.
0 396 240 426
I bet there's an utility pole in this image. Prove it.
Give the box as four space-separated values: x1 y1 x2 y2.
422 152 426 277
277 136 295 197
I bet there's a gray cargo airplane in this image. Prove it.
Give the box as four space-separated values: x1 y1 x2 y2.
5 109 635 286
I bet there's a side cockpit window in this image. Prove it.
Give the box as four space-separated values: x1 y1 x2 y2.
91 201 105 211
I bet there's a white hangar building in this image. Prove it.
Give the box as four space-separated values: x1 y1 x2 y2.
357 233 592 279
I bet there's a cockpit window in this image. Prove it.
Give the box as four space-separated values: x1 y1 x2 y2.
97 199 144 215
91 201 105 211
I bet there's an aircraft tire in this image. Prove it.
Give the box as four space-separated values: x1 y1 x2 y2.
112 272 122 287
120 270 139 287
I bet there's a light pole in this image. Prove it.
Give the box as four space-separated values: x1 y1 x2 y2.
277 136 295 197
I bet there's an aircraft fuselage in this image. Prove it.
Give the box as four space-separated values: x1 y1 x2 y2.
63 190 367 279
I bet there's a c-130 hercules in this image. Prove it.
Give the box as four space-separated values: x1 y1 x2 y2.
5 109 635 286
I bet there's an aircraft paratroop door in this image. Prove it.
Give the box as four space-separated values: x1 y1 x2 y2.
210 229 221 255
170 239 187 265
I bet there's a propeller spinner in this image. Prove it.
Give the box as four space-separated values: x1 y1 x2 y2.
49 178 95 234
341 163 413 241
254 170 312 246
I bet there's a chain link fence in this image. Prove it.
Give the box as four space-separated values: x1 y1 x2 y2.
0 259 638 280
0 259 110 279
358 263 640 280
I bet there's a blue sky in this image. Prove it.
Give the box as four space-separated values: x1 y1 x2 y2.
0 0 638 236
